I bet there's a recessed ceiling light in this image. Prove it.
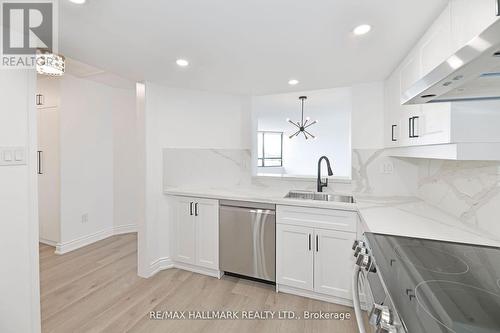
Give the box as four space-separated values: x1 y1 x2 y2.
176 59 189 67
69 0 86 4
288 79 299 86
353 24 372 36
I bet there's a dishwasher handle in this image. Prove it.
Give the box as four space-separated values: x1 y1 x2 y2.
248 209 275 215
220 200 275 211
220 204 276 216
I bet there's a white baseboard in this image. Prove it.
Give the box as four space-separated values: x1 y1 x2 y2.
277 284 355 308
54 224 138 255
148 259 222 279
149 257 174 277
39 238 57 247
173 262 222 279
113 224 138 235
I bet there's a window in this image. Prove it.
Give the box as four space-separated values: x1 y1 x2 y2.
257 131 283 167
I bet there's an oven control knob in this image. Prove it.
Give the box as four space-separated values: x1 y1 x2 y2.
356 253 371 268
356 254 377 272
354 246 368 258
369 304 397 333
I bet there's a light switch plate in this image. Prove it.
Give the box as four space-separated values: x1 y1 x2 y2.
0 147 27 166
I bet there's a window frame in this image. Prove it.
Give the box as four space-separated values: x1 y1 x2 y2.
257 131 284 168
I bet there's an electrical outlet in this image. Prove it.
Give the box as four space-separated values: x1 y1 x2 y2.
81 213 88 224
380 162 394 174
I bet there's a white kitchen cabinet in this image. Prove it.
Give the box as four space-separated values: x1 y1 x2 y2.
420 4 453 77
314 229 357 300
384 1 500 159
173 196 219 271
384 71 402 147
36 77 60 109
400 53 421 96
38 107 61 245
173 197 197 265
451 0 499 52
276 224 314 291
276 205 358 304
195 198 219 269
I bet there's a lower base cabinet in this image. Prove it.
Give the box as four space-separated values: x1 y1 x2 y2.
173 196 219 271
276 224 314 290
276 206 357 303
313 228 357 300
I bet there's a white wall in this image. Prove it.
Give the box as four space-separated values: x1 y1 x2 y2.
58 74 136 247
112 84 139 231
0 71 41 332
351 82 385 150
139 83 250 276
253 88 352 177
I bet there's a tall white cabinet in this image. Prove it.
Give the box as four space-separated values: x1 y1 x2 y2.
37 77 61 246
276 205 358 305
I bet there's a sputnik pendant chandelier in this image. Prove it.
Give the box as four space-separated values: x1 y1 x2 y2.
287 96 317 140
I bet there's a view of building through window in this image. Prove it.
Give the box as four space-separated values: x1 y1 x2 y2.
257 131 283 167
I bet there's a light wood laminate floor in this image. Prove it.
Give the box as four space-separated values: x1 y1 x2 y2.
40 233 363 333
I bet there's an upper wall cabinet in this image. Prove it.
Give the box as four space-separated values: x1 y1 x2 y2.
451 0 500 51
420 5 453 77
384 0 500 160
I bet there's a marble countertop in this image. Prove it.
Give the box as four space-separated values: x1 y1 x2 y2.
164 186 500 248
355 196 500 248
164 186 358 211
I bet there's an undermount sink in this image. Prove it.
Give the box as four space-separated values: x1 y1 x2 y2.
284 191 355 203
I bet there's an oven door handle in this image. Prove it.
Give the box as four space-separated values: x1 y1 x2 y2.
352 265 368 333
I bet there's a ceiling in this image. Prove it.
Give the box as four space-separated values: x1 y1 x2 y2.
59 0 448 95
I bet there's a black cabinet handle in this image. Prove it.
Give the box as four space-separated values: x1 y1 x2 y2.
308 234 311 251
195 202 199 216
189 202 193 216
409 116 419 138
412 116 419 138
36 94 44 106
37 151 43 174
316 235 319 252
391 125 397 142
496 0 499 16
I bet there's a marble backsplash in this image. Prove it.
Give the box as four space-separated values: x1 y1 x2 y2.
163 147 418 197
352 149 418 197
163 148 252 188
417 160 500 240
163 147 500 241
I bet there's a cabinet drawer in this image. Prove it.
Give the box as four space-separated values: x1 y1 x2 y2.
277 205 357 233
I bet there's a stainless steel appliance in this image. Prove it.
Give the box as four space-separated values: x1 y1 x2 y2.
403 11 500 105
353 234 500 333
219 200 276 282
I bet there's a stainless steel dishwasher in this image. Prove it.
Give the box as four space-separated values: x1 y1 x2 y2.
219 200 276 282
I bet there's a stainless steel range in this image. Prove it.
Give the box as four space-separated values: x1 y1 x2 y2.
352 233 500 333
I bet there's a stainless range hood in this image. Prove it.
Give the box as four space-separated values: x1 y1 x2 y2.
402 18 500 105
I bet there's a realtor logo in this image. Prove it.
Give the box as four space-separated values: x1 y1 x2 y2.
1 0 57 69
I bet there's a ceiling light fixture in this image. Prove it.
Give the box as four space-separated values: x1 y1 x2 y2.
69 0 86 4
36 49 65 76
288 79 299 86
353 24 372 36
176 58 189 67
287 96 317 140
